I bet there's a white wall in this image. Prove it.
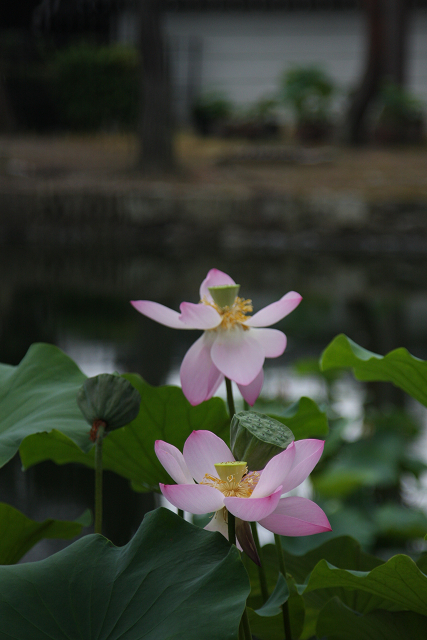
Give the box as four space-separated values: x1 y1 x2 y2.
115 10 427 119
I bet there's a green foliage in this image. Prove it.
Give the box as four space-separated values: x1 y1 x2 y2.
378 81 424 124
20 375 230 492
267 396 329 440
280 65 335 124
254 573 290 617
302 554 427 616
0 503 90 565
0 343 90 468
0 508 250 640
192 91 233 121
317 598 427 640
192 91 233 134
312 430 410 497
321 333 427 407
246 535 427 639
52 43 140 130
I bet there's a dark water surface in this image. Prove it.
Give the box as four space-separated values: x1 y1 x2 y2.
1 242 426 559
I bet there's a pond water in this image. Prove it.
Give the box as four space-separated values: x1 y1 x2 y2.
1 242 427 558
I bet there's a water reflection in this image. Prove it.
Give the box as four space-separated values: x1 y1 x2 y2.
1 243 427 559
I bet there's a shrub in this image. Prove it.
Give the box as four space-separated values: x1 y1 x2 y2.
374 82 424 145
52 43 140 131
280 65 335 125
192 91 233 136
377 81 423 125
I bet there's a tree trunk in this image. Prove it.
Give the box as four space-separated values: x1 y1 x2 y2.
383 0 410 85
138 0 176 173
0 73 16 133
345 0 410 145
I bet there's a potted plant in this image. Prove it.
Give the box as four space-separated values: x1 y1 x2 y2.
373 81 424 145
192 91 233 136
281 65 335 143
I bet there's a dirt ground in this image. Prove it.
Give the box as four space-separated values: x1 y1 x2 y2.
1 131 427 201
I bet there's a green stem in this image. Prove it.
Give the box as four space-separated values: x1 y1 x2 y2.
241 608 252 640
227 513 253 640
274 534 292 640
243 400 250 411
225 377 236 418
177 509 184 519
250 522 269 602
94 425 105 535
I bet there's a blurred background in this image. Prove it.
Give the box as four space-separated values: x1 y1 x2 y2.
1 0 427 561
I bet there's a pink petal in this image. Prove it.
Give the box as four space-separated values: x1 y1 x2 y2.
251 442 296 498
205 511 244 551
211 326 265 386
183 430 234 483
179 302 221 330
246 291 302 328
250 328 287 357
155 441 195 485
224 486 282 522
199 269 236 301
280 439 325 494
180 333 223 405
130 300 186 329
237 368 264 406
204 510 229 538
259 496 332 536
160 483 224 514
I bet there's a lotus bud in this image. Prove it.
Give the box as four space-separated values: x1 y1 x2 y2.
77 373 141 441
230 411 294 471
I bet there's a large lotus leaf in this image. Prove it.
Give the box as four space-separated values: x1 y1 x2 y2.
321 334 427 407
248 576 304 640
0 343 90 467
282 535 383 583
0 503 91 565
301 554 427 616
247 610 284 640
0 507 249 640
248 535 383 627
20 375 230 492
269 396 329 440
255 573 289 617
317 597 427 640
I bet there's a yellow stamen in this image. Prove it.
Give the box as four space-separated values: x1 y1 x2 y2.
200 462 260 498
202 296 253 331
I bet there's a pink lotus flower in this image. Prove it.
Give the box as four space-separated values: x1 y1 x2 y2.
131 268 302 406
155 430 331 541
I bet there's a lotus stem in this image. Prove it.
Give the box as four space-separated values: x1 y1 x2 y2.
274 533 292 640
94 424 105 535
225 377 236 418
250 522 269 603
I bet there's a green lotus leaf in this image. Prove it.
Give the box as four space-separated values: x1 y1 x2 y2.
302 554 427 616
269 396 329 440
0 343 89 467
321 334 427 407
20 375 230 492
317 597 427 640
0 508 249 640
0 503 90 565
